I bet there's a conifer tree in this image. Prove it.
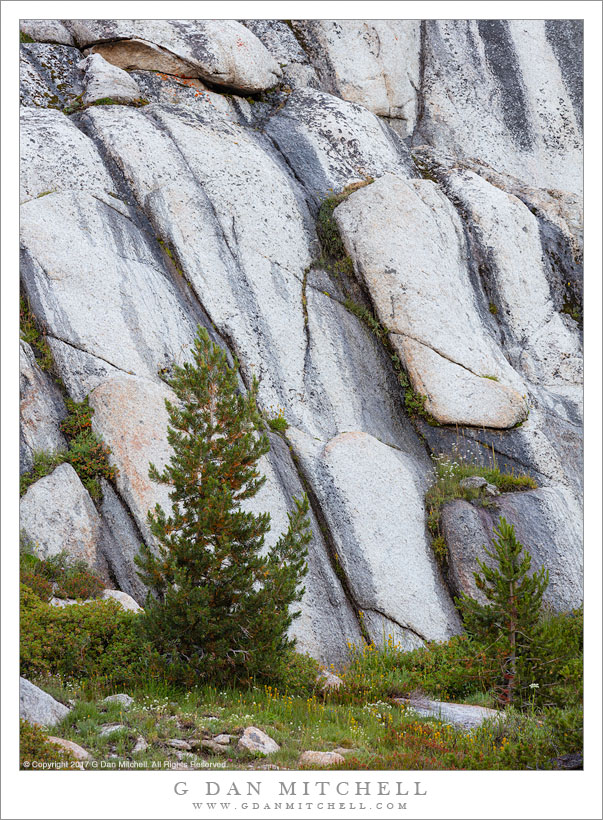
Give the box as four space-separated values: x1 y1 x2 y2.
457 517 549 705
135 327 311 686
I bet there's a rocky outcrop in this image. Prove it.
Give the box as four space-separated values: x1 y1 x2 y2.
20 677 70 727
79 53 142 105
414 21 582 195
291 21 421 138
18 18 583 663
63 19 282 92
395 696 499 729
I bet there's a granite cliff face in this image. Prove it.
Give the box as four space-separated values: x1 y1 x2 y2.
19 19 583 663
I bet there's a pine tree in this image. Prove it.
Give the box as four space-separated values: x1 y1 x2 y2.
456 517 549 705
135 327 311 686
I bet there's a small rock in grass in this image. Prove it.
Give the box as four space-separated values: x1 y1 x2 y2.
299 750 345 767
133 736 148 753
196 739 230 754
46 736 91 761
237 726 280 755
317 670 343 691
99 723 127 736
332 746 358 756
213 734 234 745
168 738 192 751
485 483 500 496
459 476 488 490
103 694 134 708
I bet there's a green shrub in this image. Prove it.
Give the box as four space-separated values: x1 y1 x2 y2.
20 719 75 769
20 588 146 686
518 606 583 708
55 566 104 600
19 549 105 601
313 180 372 275
19 295 53 371
270 651 321 696
21 572 53 603
266 406 289 432
20 451 66 496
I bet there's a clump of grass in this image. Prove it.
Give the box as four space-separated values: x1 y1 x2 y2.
425 454 537 541
313 180 373 276
266 406 288 432
20 296 54 372
489 302 498 315
20 31 35 43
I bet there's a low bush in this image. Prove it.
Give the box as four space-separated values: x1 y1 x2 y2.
20 548 105 602
20 719 75 769
270 650 321 697
337 634 504 705
20 588 147 686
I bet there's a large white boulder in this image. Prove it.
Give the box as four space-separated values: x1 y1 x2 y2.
20 463 109 576
287 428 461 648
79 53 142 105
334 173 527 428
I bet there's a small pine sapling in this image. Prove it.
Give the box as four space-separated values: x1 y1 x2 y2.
456 517 549 705
135 327 311 686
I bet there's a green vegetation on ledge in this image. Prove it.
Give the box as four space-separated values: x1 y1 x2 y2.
20 396 117 500
313 180 373 276
426 454 537 549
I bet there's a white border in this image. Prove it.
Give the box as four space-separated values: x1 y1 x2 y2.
2 2 601 819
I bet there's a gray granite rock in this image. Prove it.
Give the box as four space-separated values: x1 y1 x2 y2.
79 53 142 105
20 43 83 110
20 677 70 727
266 87 416 200
21 20 75 46
414 20 582 195
291 20 421 138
